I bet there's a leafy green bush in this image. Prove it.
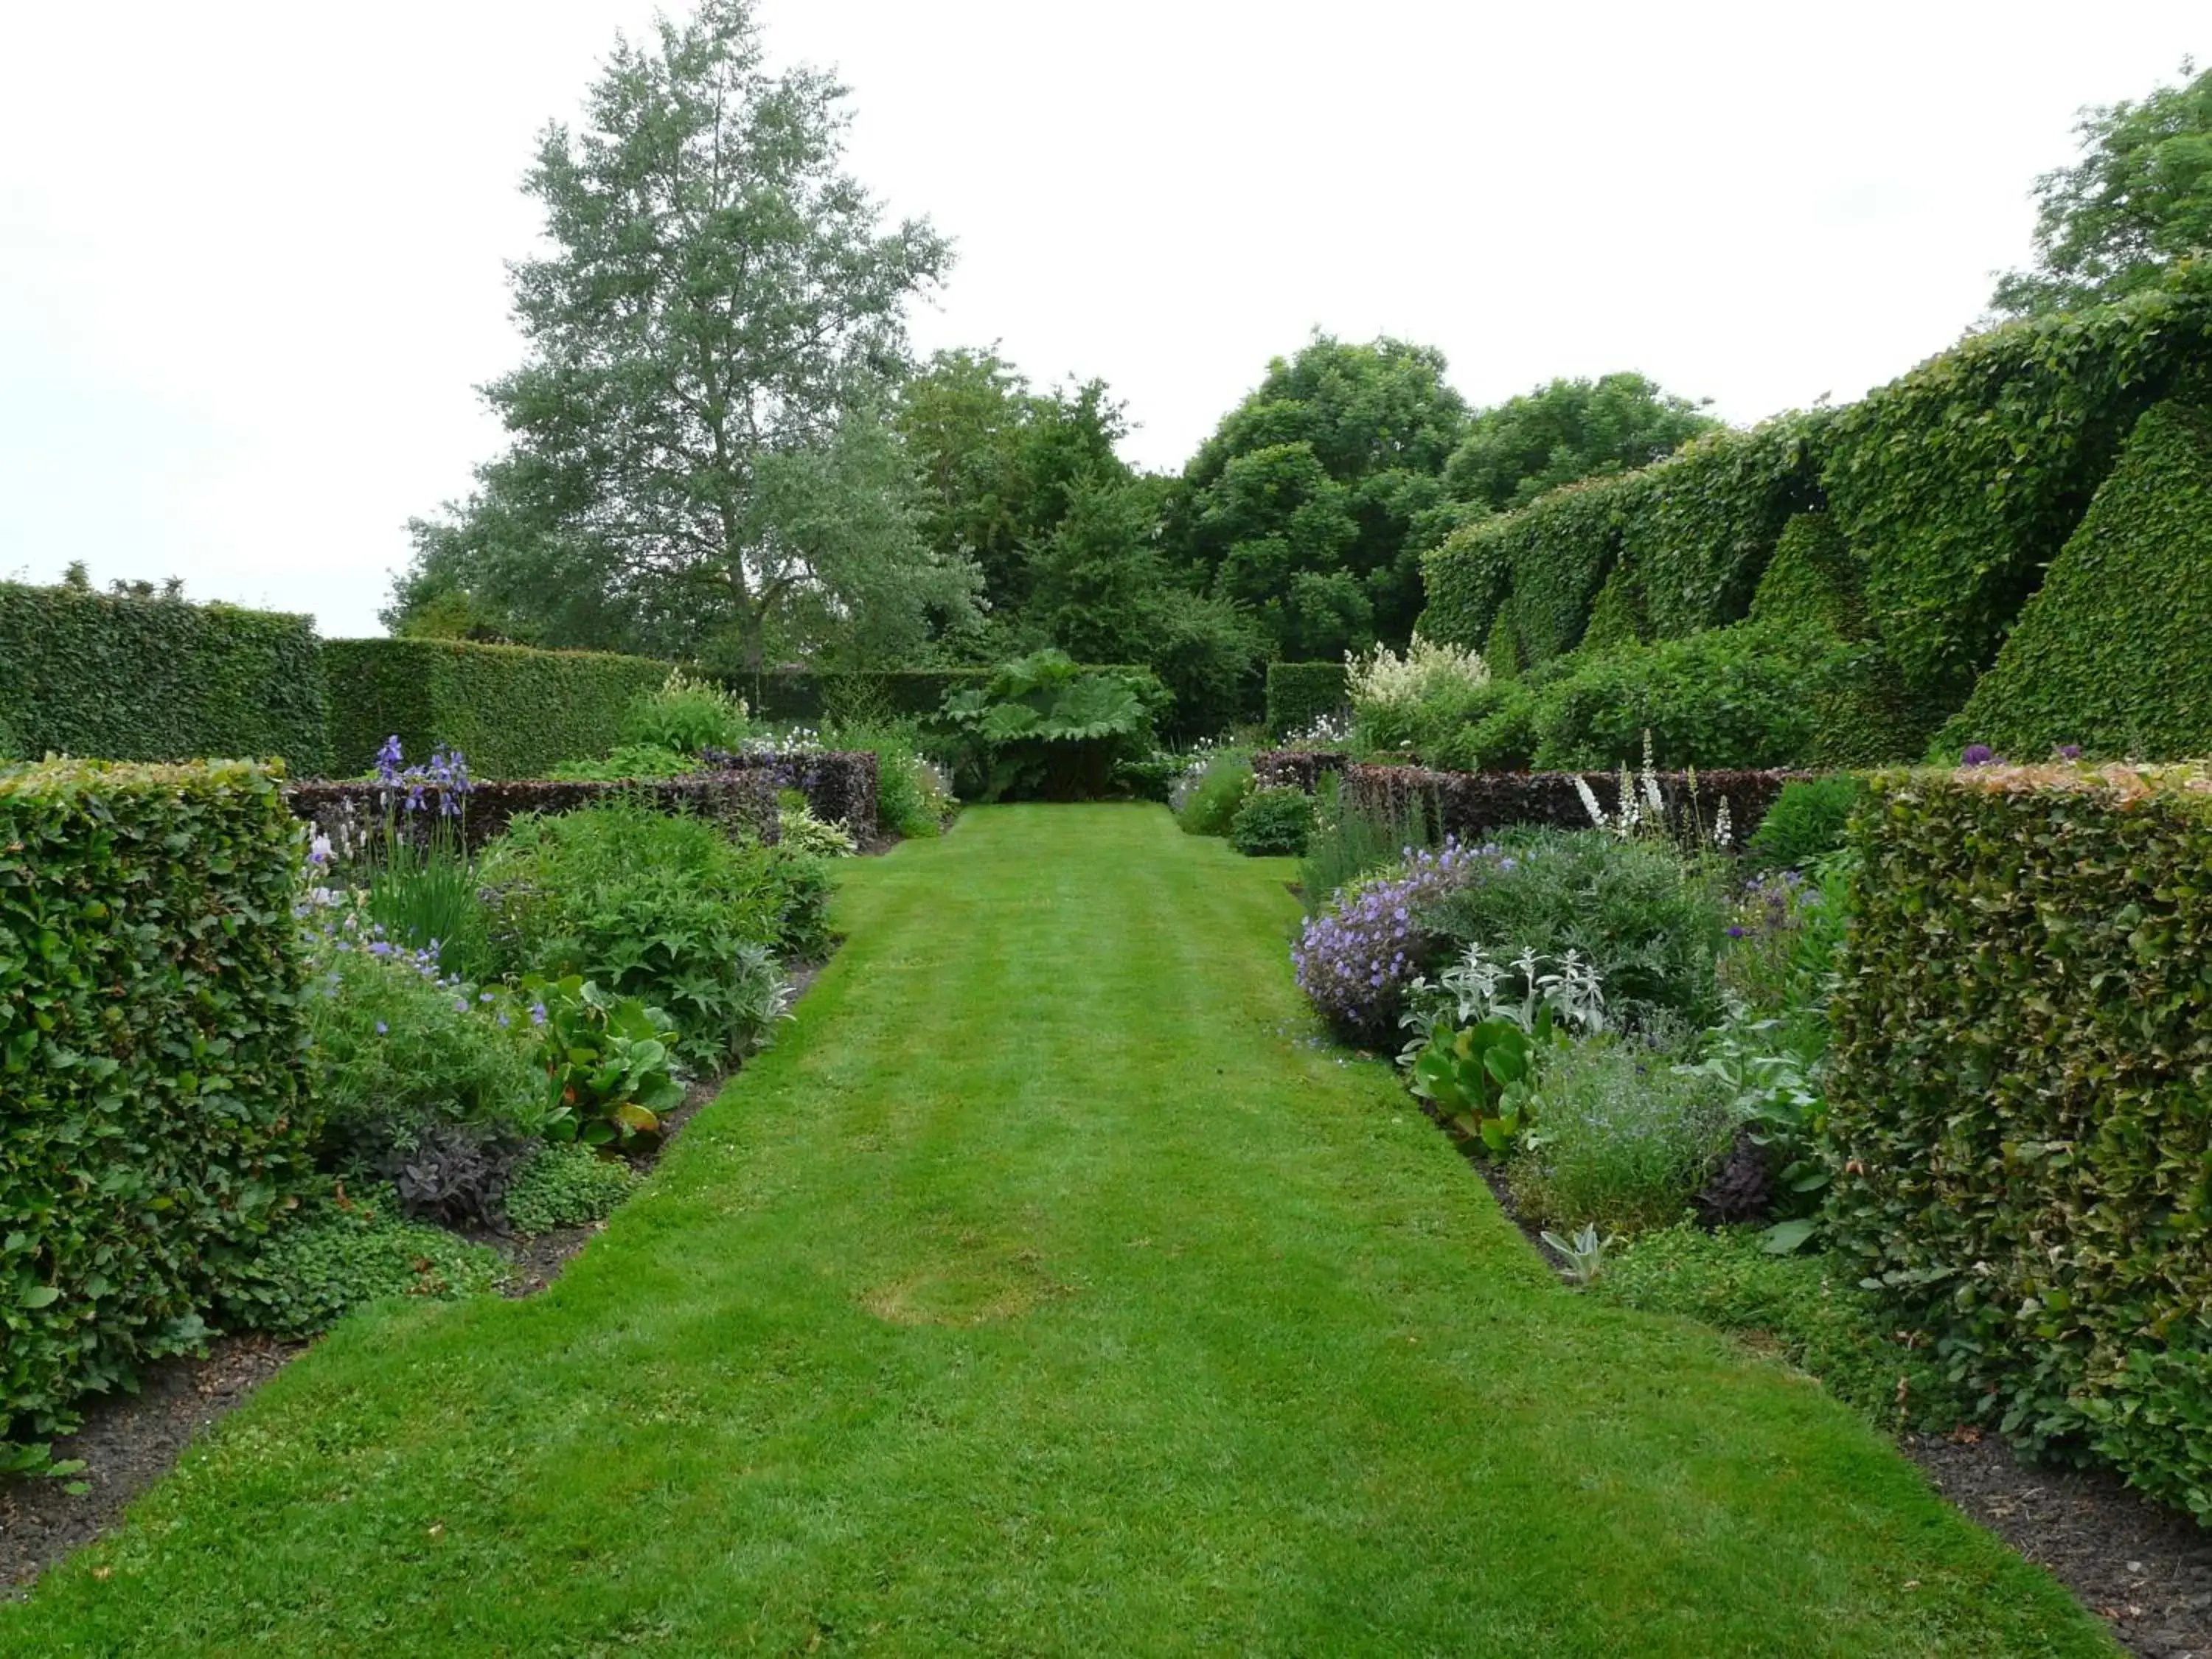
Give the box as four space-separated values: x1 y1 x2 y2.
1592 1225 1966 1430
1265 661 1350 738
1827 764 2212 1496
0 580 329 773
1229 787 1317 857
0 759 316 1455
1509 1040 1736 1235
1951 400 2212 761
224 1187 507 1340
323 638 669 780
778 800 859 856
1744 776 1864 871
620 669 751 755
301 907 548 1161
830 721 951 838
548 744 700 782
1175 752 1254 837
507 973 686 1144
938 650 1159 801
504 1144 639 1235
1527 625 1823 771
1419 827 1723 1030
477 802 794 1067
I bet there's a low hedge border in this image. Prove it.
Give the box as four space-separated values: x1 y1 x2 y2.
1340 762 1804 845
1253 750 1349 793
1 759 316 1448
701 750 880 843
285 771 783 852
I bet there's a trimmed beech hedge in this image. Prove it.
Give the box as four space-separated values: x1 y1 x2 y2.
1265 661 1349 738
700 749 880 842
323 639 669 780
286 770 782 852
1 760 316 1446
0 582 329 773
1827 765 2212 1518
1340 762 1802 844
1952 400 2212 761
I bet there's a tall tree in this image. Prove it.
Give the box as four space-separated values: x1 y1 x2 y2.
894 349 1130 618
392 0 975 671
1442 372 1717 512
1166 335 1467 655
1992 62 2212 318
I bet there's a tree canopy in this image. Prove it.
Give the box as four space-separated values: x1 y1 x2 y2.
1992 61 2212 317
388 0 975 672
1442 373 1717 512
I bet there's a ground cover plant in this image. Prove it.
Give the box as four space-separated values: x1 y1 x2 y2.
0 807 2112 1655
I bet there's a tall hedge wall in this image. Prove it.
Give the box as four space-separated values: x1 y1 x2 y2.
1952 400 2212 761
1828 764 2212 1518
0 583 329 774
1423 477 1627 667
741 669 992 725
1 760 316 1447
1265 661 1350 737
1825 267 2212 710
323 639 669 780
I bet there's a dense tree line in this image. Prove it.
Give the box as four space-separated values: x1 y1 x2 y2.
388 4 2212 731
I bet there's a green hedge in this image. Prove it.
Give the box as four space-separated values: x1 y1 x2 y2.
1265 661 1349 737
1952 400 2212 761
0 582 329 774
1825 263 2212 710
324 639 669 779
1827 765 2212 1517
1613 413 1830 641
1748 511 1865 638
1422 477 1627 666
742 669 992 725
0 759 316 1447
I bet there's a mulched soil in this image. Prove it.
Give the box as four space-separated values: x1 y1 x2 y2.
1 1335 299 1593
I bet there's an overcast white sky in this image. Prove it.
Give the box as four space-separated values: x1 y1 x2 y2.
2 1 2205 638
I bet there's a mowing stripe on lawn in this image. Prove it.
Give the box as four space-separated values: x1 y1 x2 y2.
0 804 2114 1656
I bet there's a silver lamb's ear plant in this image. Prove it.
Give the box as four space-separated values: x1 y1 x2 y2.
1540 1223 1611 1285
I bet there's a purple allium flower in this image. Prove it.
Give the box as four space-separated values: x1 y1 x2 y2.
375 1020 388 1035
2056 744 2081 761
1961 744 1995 767
1726 926 1747 939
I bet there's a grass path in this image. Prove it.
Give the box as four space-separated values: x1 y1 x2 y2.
0 805 2112 1656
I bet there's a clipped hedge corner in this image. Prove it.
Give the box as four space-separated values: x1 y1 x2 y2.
0 759 317 1446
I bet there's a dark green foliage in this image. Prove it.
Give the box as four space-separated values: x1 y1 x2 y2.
224 1186 507 1340
546 744 700 782
0 581 328 773
1744 776 1865 871
1524 624 1832 771
1953 400 2212 760
1576 562 1649 655
1824 264 2212 711
1593 1226 1966 1430
0 760 316 1446
508 974 687 1144
1613 414 1829 641
1992 63 2212 318
937 652 1159 801
1425 477 1627 666
1749 512 1865 637
1171 335 1470 653
1176 754 1255 838
751 669 992 723
476 802 798 1067
1826 766 2212 1506
1418 827 1724 1029
324 638 669 780
1442 372 1718 512
1228 787 1315 857
619 672 750 754
504 1143 638 1235
1265 661 1350 739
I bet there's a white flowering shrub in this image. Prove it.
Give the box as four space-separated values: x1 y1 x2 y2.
1346 633 1490 712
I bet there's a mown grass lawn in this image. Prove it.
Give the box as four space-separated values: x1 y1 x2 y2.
0 804 2113 1656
